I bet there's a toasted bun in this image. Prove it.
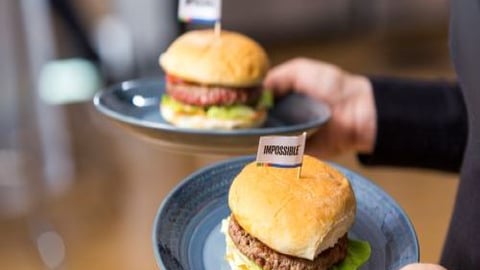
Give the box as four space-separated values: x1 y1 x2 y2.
228 155 356 260
160 103 267 130
159 29 269 87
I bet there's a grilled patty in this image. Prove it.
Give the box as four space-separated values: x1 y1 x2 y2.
165 80 262 107
228 216 348 270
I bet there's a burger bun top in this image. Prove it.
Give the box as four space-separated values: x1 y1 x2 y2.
159 29 269 87
228 155 356 260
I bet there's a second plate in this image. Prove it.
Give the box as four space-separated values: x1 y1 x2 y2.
93 78 331 155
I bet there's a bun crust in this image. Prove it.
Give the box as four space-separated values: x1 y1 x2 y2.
228 155 356 260
160 104 267 130
159 29 269 87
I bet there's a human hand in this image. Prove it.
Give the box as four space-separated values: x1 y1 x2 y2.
263 58 376 157
399 263 447 270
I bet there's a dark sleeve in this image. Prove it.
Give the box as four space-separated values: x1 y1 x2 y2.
358 77 467 172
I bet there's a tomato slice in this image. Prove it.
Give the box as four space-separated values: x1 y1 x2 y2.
166 74 184 84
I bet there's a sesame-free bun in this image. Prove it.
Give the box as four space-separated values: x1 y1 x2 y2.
159 29 269 87
228 155 356 260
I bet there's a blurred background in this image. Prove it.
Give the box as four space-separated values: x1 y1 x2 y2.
0 0 457 269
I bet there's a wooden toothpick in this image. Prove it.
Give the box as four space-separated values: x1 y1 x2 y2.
296 132 307 179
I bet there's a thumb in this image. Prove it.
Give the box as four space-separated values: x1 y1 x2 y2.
263 59 303 96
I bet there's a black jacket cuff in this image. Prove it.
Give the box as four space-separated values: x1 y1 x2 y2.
358 77 467 172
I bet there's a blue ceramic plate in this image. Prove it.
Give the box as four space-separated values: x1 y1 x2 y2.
153 156 419 270
93 78 330 155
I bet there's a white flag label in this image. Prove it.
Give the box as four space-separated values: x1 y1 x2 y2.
178 0 222 24
256 133 307 168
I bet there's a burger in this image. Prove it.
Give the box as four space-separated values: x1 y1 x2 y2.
222 155 370 270
158 29 272 129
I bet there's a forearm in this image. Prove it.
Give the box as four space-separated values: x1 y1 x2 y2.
358 77 467 172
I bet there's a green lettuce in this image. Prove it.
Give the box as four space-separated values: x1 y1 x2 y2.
161 94 204 115
161 90 273 120
258 90 274 108
330 239 371 270
206 105 256 120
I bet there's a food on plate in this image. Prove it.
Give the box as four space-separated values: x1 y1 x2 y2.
159 29 272 129
221 155 371 270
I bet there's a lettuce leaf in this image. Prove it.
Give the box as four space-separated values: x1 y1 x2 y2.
330 239 371 270
161 94 204 115
258 90 274 108
161 90 273 120
206 105 256 120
